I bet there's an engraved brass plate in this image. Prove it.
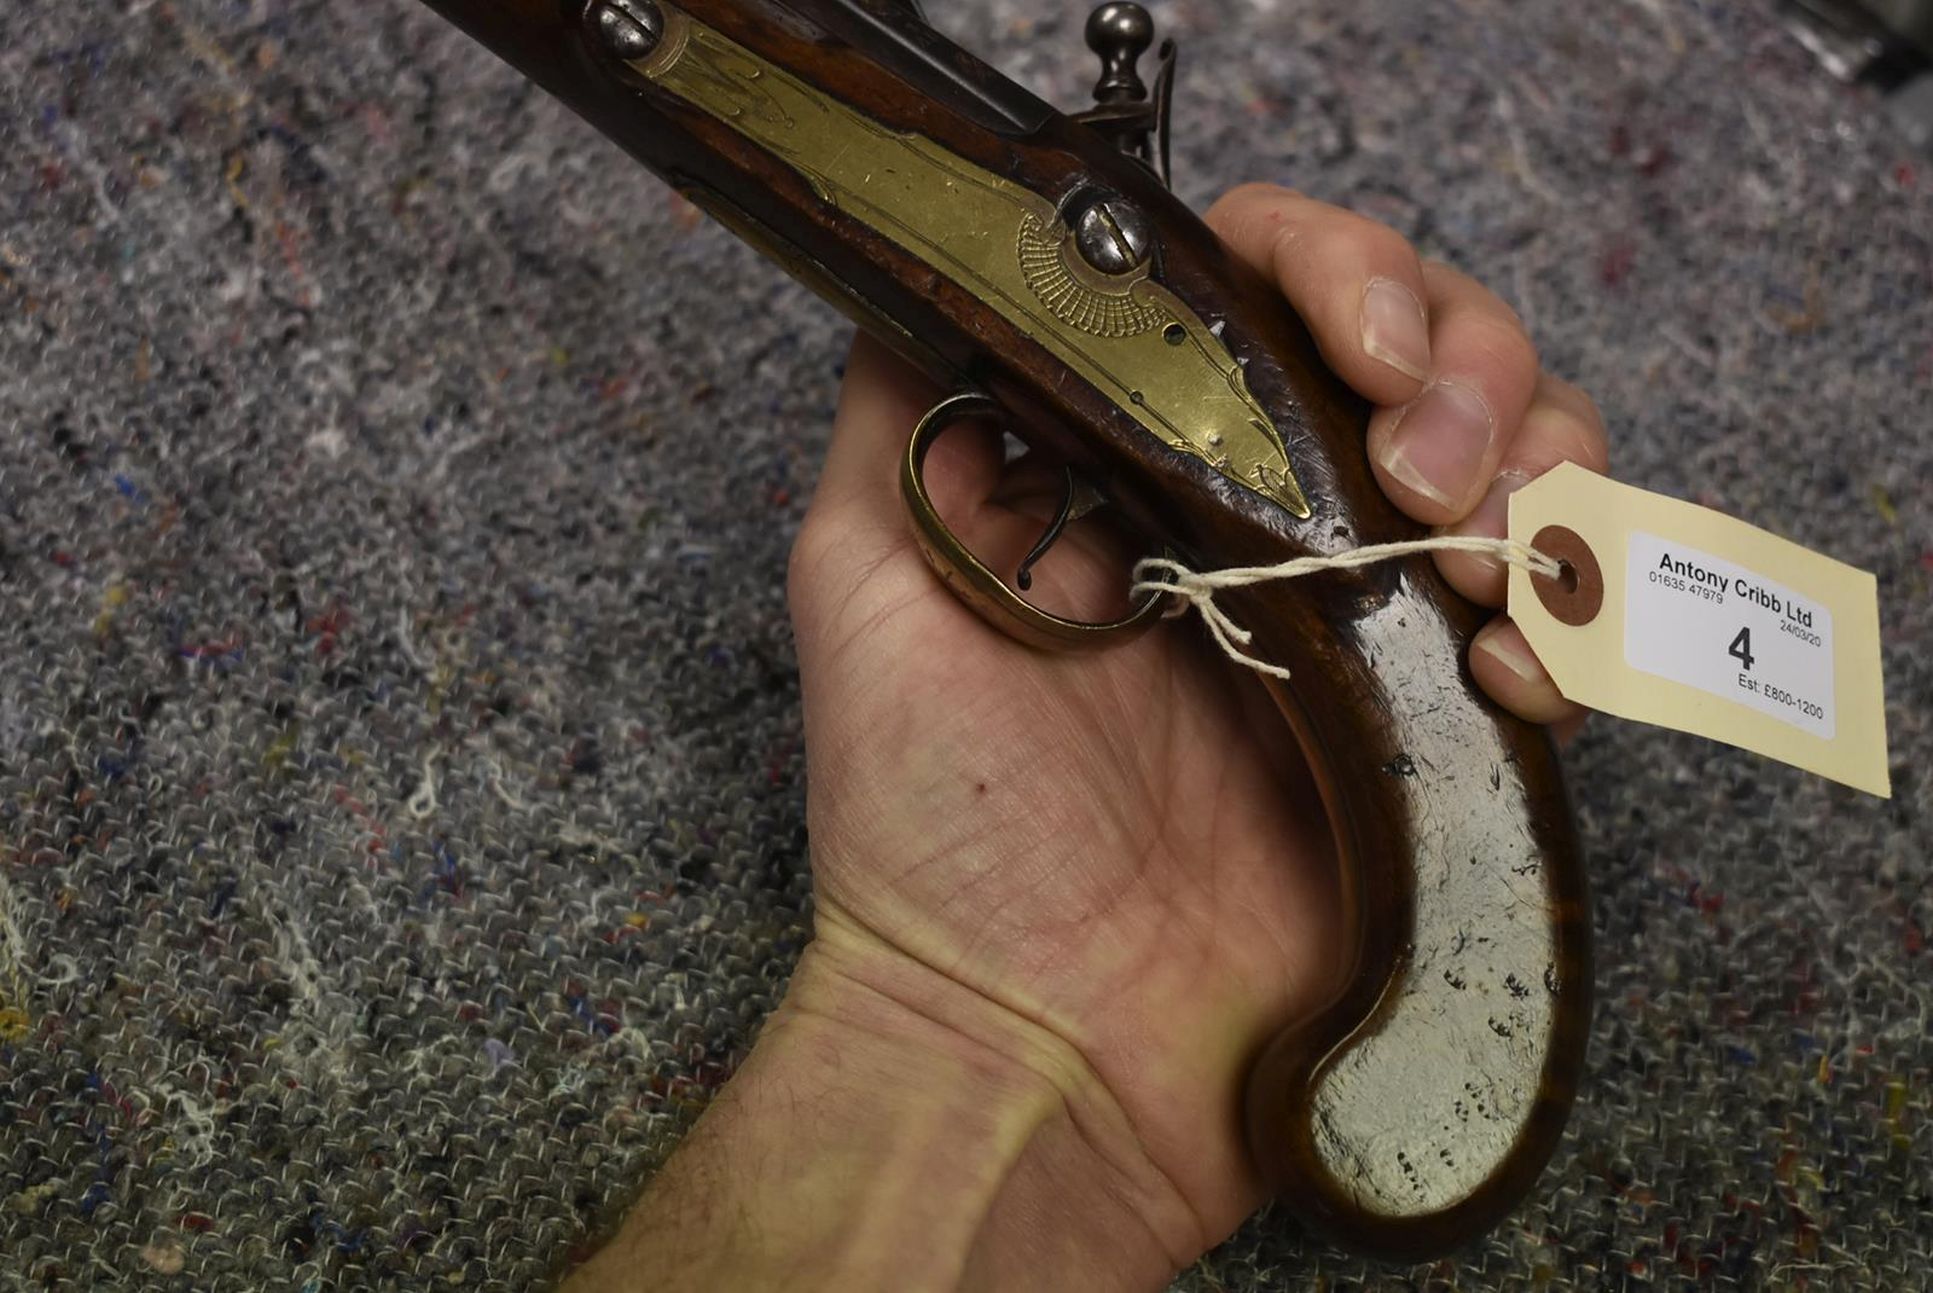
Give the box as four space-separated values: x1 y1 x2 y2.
626 10 1310 518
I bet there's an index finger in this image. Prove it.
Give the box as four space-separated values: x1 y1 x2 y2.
1203 183 1433 408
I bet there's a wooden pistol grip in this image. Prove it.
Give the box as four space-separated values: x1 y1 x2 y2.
1227 549 1591 1257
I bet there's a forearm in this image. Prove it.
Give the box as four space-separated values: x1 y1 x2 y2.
562 920 1202 1292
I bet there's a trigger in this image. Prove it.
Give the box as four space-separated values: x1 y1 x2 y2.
1016 468 1108 592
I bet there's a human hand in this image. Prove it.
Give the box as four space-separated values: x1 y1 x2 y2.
791 181 1607 1268
568 185 1609 1291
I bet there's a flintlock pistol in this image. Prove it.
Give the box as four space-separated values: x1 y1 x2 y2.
414 0 1592 1258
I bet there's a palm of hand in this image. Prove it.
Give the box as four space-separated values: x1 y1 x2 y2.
787 344 1341 1237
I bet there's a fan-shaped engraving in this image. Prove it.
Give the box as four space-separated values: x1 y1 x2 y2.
1017 215 1166 338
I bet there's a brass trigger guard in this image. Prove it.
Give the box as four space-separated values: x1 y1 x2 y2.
900 392 1168 651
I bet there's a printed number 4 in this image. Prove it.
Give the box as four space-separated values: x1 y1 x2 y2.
1729 626 1755 671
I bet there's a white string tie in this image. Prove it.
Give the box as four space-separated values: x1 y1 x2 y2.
1132 537 1560 683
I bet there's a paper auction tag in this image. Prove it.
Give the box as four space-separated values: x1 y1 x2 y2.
1508 463 1890 797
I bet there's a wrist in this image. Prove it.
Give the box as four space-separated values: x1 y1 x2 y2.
795 914 1208 1287
568 915 1204 1291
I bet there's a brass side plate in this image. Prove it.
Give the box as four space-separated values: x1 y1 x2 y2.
626 9 1311 518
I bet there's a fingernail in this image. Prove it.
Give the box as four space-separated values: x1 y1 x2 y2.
1379 382 1495 508
1360 277 1430 381
1476 627 1545 684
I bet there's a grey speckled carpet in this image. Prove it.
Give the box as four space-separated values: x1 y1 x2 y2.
1 0 1928 1288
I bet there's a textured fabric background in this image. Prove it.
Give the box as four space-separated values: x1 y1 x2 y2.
1 0 1927 1288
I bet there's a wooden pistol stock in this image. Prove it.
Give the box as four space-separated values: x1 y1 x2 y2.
417 0 1591 1258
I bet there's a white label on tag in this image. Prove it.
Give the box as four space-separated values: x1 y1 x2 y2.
1624 532 1835 739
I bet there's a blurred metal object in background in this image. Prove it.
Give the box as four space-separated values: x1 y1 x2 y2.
1867 0 1933 53
1780 0 1933 149
1781 0 1923 81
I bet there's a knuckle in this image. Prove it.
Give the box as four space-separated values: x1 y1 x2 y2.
1266 217 1311 271
1293 207 1393 272
1527 375 1611 469
1206 182 1309 240
1519 401 1610 474
1458 316 1540 386
1479 294 1531 343
1559 410 1611 471
1424 260 1531 337
1355 218 1418 269
1542 374 1608 434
